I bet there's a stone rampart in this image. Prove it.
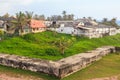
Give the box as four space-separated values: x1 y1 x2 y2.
0 46 119 78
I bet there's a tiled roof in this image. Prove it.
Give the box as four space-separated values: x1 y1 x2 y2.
30 19 46 28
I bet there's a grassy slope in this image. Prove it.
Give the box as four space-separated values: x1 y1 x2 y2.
0 31 120 60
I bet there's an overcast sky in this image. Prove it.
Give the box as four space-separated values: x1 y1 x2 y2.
0 0 120 20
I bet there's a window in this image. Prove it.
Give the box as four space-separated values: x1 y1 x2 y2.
33 28 35 31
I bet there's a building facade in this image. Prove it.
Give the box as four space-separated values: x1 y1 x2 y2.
22 19 46 34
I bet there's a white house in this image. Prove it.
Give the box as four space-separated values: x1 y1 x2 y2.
76 25 117 38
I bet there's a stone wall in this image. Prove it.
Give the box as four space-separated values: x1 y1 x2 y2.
0 46 119 78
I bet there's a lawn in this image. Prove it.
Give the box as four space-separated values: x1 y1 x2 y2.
63 53 120 80
0 53 120 80
0 31 120 60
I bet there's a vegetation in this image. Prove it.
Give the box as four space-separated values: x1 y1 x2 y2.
101 18 119 28
47 11 74 21
12 11 34 35
0 30 4 40
0 31 120 60
54 37 76 54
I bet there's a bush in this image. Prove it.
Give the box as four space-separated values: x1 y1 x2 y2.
22 34 35 42
45 48 59 56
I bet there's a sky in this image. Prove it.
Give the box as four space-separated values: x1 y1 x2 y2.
0 0 120 20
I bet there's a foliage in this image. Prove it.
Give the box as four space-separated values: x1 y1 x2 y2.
101 18 119 28
0 30 4 36
12 11 33 35
0 31 120 60
12 11 27 35
0 30 4 40
54 37 76 54
45 48 59 56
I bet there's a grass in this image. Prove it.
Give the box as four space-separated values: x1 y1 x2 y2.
0 53 120 80
63 53 120 80
0 31 120 60
0 65 58 80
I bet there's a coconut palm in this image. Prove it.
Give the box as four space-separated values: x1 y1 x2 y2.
12 11 27 35
62 10 67 20
25 11 33 20
25 11 34 28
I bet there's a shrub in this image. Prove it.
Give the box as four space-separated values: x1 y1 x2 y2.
45 48 59 56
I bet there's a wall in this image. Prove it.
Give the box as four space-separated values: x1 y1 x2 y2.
0 46 119 78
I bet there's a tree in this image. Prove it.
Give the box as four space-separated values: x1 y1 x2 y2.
71 14 74 20
62 10 67 20
39 15 45 20
101 18 119 28
54 37 76 54
102 18 108 23
33 14 45 20
47 17 51 21
25 11 33 28
12 11 27 35
88 17 92 20
0 30 4 40
25 11 33 20
67 14 74 20
110 18 118 28
3 13 10 18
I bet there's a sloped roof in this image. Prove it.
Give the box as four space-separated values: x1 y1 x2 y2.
30 19 46 28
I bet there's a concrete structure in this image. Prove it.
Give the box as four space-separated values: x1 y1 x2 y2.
0 46 119 78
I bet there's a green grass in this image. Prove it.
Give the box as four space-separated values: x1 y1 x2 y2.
0 53 120 80
63 54 120 80
0 31 120 60
0 65 58 80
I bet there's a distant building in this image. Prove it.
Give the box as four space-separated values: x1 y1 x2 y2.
76 24 117 38
47 19 120 38
22 19 46 34
0 20 7 32
75 18 98 27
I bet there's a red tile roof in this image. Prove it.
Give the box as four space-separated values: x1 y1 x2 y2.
30 19 46 28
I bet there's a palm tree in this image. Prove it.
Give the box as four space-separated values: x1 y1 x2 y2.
25 11 34 28
12 11 27 35
62 10 67 20
25 11 33 20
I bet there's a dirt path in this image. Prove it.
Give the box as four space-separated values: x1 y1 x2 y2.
0 73 43 80
90 75 120 80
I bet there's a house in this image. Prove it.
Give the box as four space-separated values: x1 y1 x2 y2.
47 19 119 38
0 20 7 32
47 21 77 34
44 21 52 27
75 18 98 27
22 19 46 34
76 24 117 38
